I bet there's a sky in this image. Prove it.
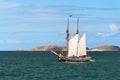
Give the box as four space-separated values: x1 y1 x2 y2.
0 0 120 50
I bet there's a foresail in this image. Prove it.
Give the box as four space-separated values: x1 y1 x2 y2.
68 34 78 57
77 33 87 57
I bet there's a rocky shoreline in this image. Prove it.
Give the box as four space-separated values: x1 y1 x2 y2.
30 45 120 51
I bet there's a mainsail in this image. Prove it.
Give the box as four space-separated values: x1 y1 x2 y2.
77 33 87 57
67 34 78 57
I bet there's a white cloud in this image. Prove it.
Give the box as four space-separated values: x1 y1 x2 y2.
0 39 21 44
97 24 119 37
0 2 66 25
0 2 21 8
109 24 119 32
6 39 21 44
96 32 111 37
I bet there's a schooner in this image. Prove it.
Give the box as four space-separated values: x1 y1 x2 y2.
50 18 92 62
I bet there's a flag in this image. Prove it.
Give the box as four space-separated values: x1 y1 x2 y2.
69 14 72 17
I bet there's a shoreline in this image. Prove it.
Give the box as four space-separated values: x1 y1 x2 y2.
29 45 120 52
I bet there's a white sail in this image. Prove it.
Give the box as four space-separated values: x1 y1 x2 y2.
77 33 87 57
68 34 78 57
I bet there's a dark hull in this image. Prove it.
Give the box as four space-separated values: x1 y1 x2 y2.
58 56 91 62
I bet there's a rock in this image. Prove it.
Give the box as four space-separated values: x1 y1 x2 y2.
17 48 24 51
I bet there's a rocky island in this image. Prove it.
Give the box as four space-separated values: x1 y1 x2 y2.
31 46 66 51
17 48 25 51
31 45 120 51
89 46 120 51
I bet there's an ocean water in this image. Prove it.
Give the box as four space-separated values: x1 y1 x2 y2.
0 51 120 80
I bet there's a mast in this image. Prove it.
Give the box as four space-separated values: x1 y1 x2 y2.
76 17 79 57
66 18 69 57
76 17 79 34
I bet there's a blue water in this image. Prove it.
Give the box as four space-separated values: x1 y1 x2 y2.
0 51 120 80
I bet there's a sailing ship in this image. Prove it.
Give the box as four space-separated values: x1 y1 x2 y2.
50 18 92 62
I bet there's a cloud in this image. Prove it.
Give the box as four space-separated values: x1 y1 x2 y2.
0 2 21 8
6 39 21 44
0 2 119 40
96 32 111 37
0 39 21 44
1 2 120 24
0 2 68 25
97 24 119 37
109 24 119 32
78 7 120 11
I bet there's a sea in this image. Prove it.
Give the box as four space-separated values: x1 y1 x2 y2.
0 51 120 80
